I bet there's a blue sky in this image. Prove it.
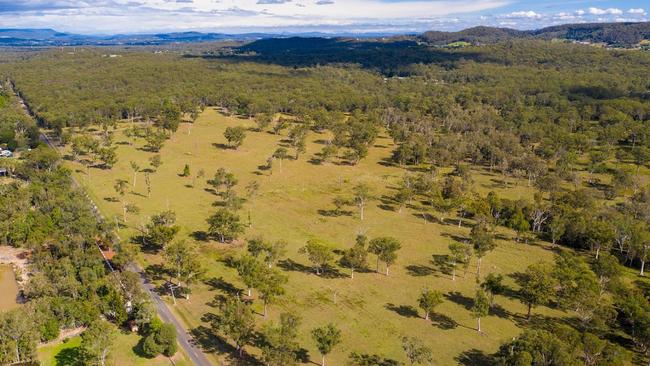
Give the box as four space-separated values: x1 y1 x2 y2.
0 0 647 34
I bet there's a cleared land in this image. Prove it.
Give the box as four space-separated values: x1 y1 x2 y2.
63 108 565 365
0 265 20 311
37 331 189 366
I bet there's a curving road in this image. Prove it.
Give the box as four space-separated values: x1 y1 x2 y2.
11 82 212 366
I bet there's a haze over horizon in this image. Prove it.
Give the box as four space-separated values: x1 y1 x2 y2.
0 0 648 35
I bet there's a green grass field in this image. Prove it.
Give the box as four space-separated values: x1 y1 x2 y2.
37 331 188 366
63 108 568 365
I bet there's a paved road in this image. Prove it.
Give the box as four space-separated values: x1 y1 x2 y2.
11 83 212 366
133 266 213 366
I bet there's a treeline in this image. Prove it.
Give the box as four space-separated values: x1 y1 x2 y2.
0 145 175 363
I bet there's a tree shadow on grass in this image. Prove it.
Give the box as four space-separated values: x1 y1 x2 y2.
384 303 419 318
55 347 84 366
430 312 459 330
455 349 495 366
431 254 454 276
405 264 435 277
489 303 512 320
192 320 264 365
191 230 210 242
317 209 353 217
349 353 399 366
133 337 156 359
445 291 473 311
277 259 346 279
212 142 231 150
205 276 242 297
144 263 168 281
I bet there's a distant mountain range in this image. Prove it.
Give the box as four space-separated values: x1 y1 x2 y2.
0 28 395 47
1 22 649 47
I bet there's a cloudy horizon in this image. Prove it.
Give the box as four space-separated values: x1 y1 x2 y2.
0 0 647 35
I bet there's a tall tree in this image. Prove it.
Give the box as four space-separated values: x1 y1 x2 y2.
300 239 334 275
448 242 472 281
518 263 556 319
418 288 444 321
163 240 203 303
258 267 288 318
368 237 401 276
402 336 433 366
353 183 374 221
340 234 369 279
224 126 247 149
213 296 255 357
472 289 490 333
471 219 496 279
311 323 342 366
261 312 301 366
81 320 116 366
206 208 244 243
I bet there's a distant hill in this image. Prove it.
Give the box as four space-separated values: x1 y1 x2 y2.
420 22 650 47
1 22 649 47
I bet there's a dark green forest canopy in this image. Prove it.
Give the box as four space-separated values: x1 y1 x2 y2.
1 40 648 150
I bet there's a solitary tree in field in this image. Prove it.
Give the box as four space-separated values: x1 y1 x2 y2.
247 237 287 268
208 168 238 194
130 161 140 188
402 336 433 366
255 113 273 132
194 169 205 188
518 263 556 319
273 147 289 171
311 323 342 366
181 164 190 178
207 209 244 243
472 288 490 333
224 126 247 149
340 234 369 279
418 288 444 321
471 218 496 279
213 296 255 358
163 240 203 303
236 254 263 297
480 273 505 307
258 267 288 318
114 178 129 222
299 239 334 275
368 237 401 276
146 210 180 249
353 183 374 221
320 144 338 164
149 154 163 171
448 242 472 281
145 172 152 198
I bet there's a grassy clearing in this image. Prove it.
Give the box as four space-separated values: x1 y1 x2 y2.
63 108 564 365
37 331 189 366
0 265 20 311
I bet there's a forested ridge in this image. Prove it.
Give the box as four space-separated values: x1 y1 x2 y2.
420 22 650 47
1 37 650 365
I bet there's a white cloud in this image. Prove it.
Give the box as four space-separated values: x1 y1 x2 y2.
575 9 585 15
628 8 647 15
504 10 542 19
588 7 623 16
0 0 514 33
